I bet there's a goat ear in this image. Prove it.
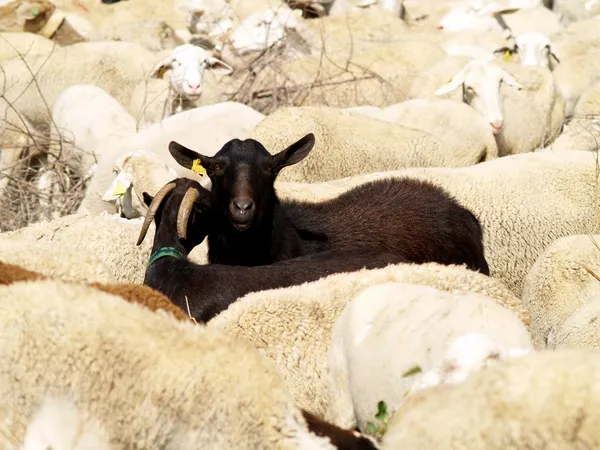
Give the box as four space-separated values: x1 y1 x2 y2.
142 192 153 207
168 141 213 174
272 133 315 174
206 56 234 75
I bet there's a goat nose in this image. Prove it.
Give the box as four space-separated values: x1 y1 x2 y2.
233 198 254 212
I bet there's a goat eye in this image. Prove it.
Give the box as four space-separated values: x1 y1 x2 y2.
265 164 272 173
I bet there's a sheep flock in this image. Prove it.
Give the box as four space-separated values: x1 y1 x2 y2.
3 0 600 447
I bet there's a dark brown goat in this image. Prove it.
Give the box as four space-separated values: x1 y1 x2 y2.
168 135 490 274
302 411 378 449
137 178 408 323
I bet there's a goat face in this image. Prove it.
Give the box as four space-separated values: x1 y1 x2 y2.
168 134 315 232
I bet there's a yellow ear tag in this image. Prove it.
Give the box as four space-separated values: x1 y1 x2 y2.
503 50 513 62
112 181 127 198
157 66 167 79
192 159 206 176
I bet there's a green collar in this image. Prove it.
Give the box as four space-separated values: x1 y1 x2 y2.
147 247 185 268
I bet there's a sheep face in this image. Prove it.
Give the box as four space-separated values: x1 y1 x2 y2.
150 44 233 101
434 59 522 135
103 151 178 219
168 135 315 232
513 32 560 69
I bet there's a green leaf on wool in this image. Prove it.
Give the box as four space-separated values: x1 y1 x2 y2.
402 365 423 377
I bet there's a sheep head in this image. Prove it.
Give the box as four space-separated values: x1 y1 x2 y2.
434 59 522 135
494 32 560 69
150 44 233 101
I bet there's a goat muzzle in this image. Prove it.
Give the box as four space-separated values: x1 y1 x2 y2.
136 182 177 246
177 187 201 241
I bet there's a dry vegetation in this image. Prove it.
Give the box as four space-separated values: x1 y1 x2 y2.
1 6 600 233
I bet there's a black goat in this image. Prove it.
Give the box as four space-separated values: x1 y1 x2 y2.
136 178 408 323
301 411 378 449
168 135 490 275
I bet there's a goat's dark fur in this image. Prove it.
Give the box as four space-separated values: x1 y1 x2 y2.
301 411 378 449
168 136 490 275
139 178 408 323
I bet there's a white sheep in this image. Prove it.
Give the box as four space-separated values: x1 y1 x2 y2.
78 101 264 217
0 31 56 62
273 149 600 296
325 282 533 432
552 49 600 116
88 19 186 53
522 233 600 349
407 332 530 394
218 4 314 70
328 0 404 18
129 43 234 126
102 150 178 219
208 261 529 417
48 84 137 181
573 78 600 117
373 98 500 160
381 349 600 449
22 397 111 450
0 235 115 284
500 31 561 69
250 105 496 184
434 59 565 155
541 116 600 151
0 279 337 449
0 40 157 136
549 295 600 351
545 19 600 61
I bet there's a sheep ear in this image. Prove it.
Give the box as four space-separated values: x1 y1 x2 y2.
142 192 153 207
206 56 234 75
434 70 465 95
502 71 522 90
150 56 174 79
550 50 560 63
272 133 315 174
168 141 214 174
493 46 513 55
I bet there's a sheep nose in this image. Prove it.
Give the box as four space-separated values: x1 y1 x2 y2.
186 81 201 90
233 198 254 212
490 120 503 134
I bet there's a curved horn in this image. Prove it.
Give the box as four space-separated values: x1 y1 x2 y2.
177 187 200 240
136 182 176 246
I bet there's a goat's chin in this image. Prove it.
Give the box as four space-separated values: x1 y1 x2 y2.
230 217 253 232
232 222 251 231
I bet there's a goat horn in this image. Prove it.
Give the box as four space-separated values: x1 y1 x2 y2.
177 187 200 241
136 182 177 246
